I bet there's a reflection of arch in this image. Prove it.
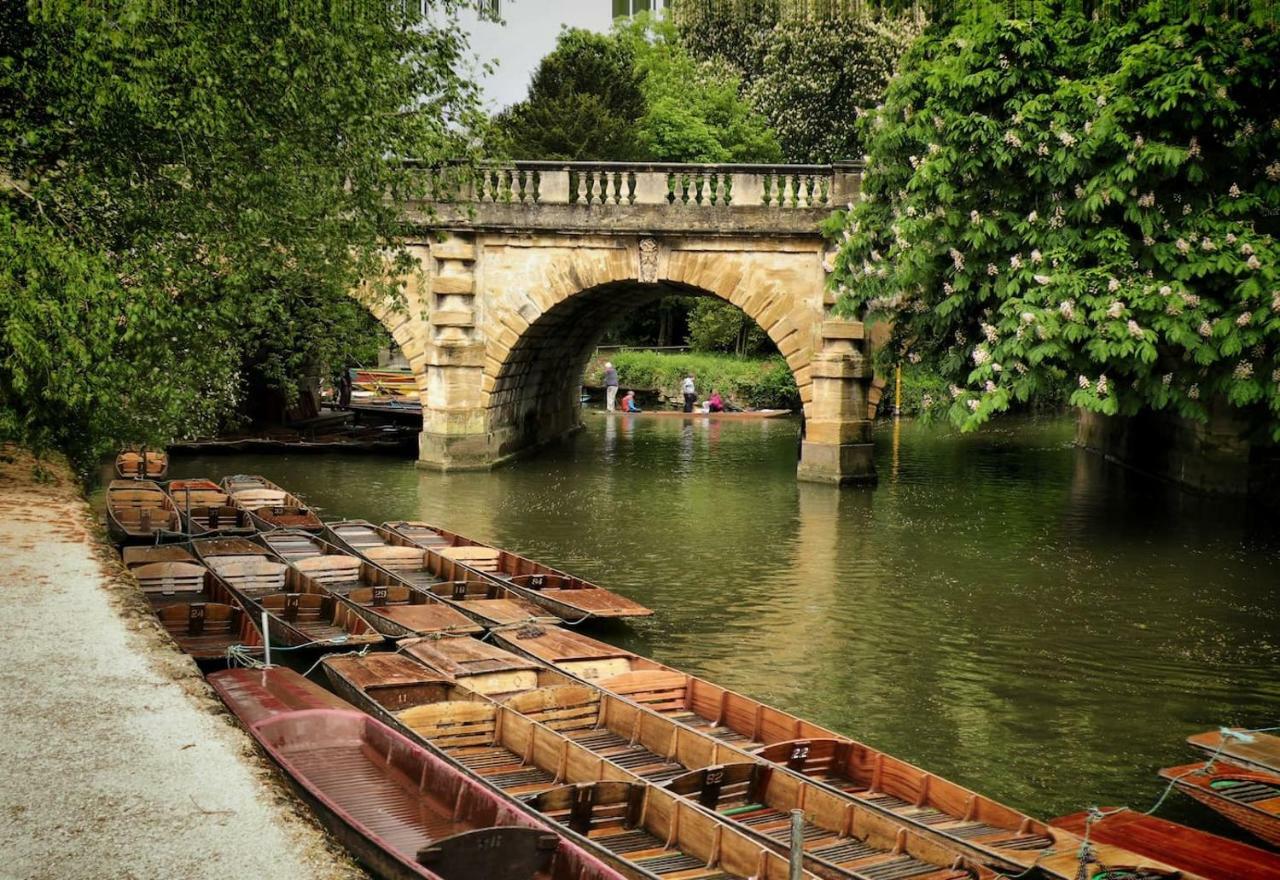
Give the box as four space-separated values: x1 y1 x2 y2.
474 238 823 461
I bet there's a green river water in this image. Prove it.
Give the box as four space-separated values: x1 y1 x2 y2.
164 413 1279 830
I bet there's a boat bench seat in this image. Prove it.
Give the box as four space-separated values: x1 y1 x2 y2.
208 558 288 593
231 489 288 508
598 671 689 714
133 562 207 594
365 546 427 572
294 555 362 587
439 546 501 572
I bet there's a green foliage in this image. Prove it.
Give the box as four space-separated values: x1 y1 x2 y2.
495 16 780 164
492 28 647 160
686 299 771 355
620 15 782 163
672 3 924 162
0 1 479 467
829 2 1280 439
587 350 799 409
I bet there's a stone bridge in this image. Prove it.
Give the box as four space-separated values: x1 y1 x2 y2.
359 161 876 485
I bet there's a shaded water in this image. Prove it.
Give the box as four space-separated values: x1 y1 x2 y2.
168 414 1279 827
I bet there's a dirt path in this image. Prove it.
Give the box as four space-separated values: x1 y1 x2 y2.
0 447 365 880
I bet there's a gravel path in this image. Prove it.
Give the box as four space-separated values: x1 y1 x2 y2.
0 448 366 880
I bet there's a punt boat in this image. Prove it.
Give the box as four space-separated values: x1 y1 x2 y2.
325 520 552 627
115 449 168 479
314 660 819 880
207 667 628 880
123 543 263 660
221 474 323 532
257 530 481 638
492 626 1191 880
600 409 792 420
106 479 181 543
1158 760 1280 847
383 521 652 622
192 536 381 649
1187 728 1280 775
455 678 1001 880
395 635 577 700
1052 808 1280 880
164 478 254 536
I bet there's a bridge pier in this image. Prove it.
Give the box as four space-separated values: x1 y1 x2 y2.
796 320 877 486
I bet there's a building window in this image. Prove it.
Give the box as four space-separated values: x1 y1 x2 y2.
612 0 661 18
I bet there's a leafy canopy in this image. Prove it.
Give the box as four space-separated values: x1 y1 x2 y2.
1 1 480 467
672 2 924 162
829 2 1280 438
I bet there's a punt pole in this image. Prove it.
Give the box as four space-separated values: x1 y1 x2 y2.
789 809 804 880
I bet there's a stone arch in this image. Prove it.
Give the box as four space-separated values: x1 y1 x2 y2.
472 236 824 461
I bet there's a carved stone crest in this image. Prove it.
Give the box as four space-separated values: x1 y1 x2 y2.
638 237 659 283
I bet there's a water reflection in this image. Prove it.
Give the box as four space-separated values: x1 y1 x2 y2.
165 414 1279 824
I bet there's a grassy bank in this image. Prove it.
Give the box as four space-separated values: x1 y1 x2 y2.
586 350 799 409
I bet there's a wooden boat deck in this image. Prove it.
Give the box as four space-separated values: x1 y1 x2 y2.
107 479 181 541
384 521 652 622
222 474 323 531
1188 729 1280 775
116 450 168 479
1052 808 1280 880
209 669 626 880
1159 760 1280 847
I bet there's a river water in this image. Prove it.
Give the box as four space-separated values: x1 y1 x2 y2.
167 413 1279 827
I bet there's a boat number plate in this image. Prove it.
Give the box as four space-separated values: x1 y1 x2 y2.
790 743 810 762
188 603 206 635
452 582 468 600
529 575 545 589
372 586 387 606
705 768 724 784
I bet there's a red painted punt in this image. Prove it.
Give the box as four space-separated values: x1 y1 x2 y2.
1052 808 1280 880
208 668 627 880
1159 760 1280 848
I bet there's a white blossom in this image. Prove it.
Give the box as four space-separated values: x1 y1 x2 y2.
1127 319 1143 338
1198 320 1213 337
1096 375 1109 396
1268 162 1280 182
1010 254 1023 269
1137 192 1155 208
1027 211 1038 224
1108 277 1121 292
970 210 981 224
987 263 999 276
982 323 999 343
967 398 980 412
1201 237 1216 252
1247 255 1262 270
1229 183 1242 199
1057 130 1077 147
1030 248 1042 263
1234 361 1254 380
1143 235 1155 247
1237 311 1252 326
972 346 990 366
1272 290 1280 312
1176 238 1191 254
992 362 1003 373
1241 243 1254 256
1003 131 1022 148
1036 143 1049 157
1059 299 1076 319
1107 301 1125 318
1182 203 1192 216
950 248 965 271
985 380 997 393
1159 285 1173 297
1189 383 1200 400
1078 374 1091 389
1034 274 1052 285
1162 373 1173 386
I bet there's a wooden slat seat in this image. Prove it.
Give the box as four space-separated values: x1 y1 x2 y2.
438 546 501 571
364 546 427 571
230 489 288 508
123 545 197 568
207 558 288 594
132 562 208 595
293 555 362 587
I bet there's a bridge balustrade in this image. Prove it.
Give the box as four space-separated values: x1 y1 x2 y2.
418 161 861 211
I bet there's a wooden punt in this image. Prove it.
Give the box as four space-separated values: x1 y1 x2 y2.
124 543 263 660
1052 808 1280 880
314 663 819 880
599 409 792 420
259 530 481 639
221 474 323 532
115 449 168 479
492 627 1188 880
164 478 254 536
528 781 819 880
384 521 652 622
468 681 1001 880
192 536 381 649
1159 760 1280 847
1188 728 1280 775
396 636 576 700
207 668 628 880
325 520 554 628
106 479 181 543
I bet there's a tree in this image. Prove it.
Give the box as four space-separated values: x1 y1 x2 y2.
492 29 647 160
1 1 480 466
829 2 1280 438
671 2 923 162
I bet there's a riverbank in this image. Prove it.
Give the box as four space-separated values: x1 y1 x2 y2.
0 446 364 880
585 350 799 409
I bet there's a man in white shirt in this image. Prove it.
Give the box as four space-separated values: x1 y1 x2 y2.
681 373 696 412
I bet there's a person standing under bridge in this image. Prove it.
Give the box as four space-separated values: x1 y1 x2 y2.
603 361 619 411
682 373 697 412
